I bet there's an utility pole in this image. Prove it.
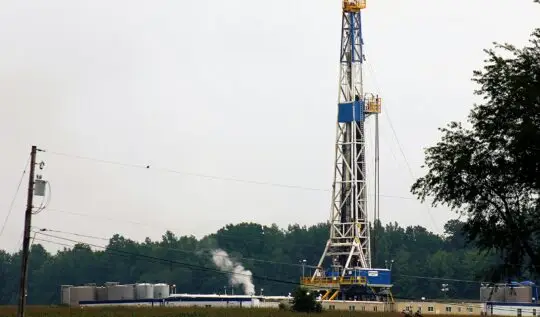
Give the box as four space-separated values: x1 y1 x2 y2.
17 145 38 317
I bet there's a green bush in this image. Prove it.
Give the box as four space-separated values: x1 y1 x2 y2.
291 287 322 313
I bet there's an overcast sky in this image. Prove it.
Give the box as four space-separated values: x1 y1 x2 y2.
0 0 538 253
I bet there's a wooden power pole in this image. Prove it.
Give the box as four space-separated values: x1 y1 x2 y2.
17 145 38 317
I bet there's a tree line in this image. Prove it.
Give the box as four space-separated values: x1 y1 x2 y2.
0 220 495 305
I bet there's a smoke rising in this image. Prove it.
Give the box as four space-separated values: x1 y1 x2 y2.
211 249 255 295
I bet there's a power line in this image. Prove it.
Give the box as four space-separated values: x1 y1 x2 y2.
43 206 527 278
32 227 109 242
0 155 31 239
41 209 325 250
364 60 441 233
43 208 323 251
17 230 25 251
42 207 443 255
34 231 502 285
33 227 319 269
396 274 484 285
38 207 535 275
43 149 422 201
44 150 327 192
44 207 315 251
45 208 173 232
33 223 540 273
34 232 300 286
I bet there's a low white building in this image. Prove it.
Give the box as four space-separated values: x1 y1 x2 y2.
485 302 540 316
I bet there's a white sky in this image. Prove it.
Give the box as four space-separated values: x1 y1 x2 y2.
0 0 538 252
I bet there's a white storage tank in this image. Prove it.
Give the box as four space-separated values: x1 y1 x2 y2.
96 287 108 301
135 283 154 299
60 285 72 305
107 284 135 301
153 283 170 299
69 286 96 306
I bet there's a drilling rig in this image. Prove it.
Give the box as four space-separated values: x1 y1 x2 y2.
300 0 393 302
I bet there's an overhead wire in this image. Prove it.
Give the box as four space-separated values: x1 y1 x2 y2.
33 230 508 285
28 147 435 262
0 155 31 239
43 149 423 202
45 208 173 232
42 208 325 252
31 227 321 268
39 207 442 257
32 227 109 242
396 274 485 285
43 206 533 274
34 232 301 286
17 229 24 251
44 150 327 192
36 207 533 275
43 208 315 250
364 59 441 232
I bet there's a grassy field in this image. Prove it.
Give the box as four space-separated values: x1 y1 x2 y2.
0 306 414 317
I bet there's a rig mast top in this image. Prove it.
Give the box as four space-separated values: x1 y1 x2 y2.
343 0 366 12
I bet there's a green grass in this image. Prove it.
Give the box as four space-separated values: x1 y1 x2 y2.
0 306 471 317
0 306 386 317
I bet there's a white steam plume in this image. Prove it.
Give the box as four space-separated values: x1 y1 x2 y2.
211 249 255 295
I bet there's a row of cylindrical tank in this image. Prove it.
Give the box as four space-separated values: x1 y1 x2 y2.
61 283 170 306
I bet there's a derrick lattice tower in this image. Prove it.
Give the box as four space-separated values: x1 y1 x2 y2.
301 0 392 302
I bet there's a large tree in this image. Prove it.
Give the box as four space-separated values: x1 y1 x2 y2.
412 29 540 279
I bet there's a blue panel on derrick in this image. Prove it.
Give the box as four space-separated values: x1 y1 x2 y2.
356 268 392 286
338 101 364 123
364 269 392 286
341 268 391 285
